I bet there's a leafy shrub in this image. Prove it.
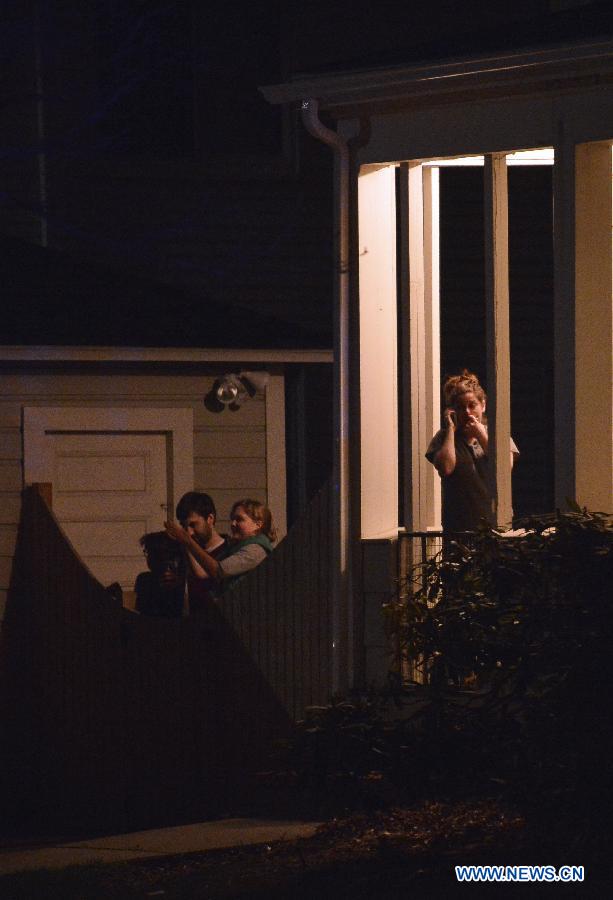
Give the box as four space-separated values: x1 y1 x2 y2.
388 507 613 813
398 508 610 679
280 508 612 825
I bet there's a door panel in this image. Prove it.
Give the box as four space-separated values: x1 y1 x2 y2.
50 433 168 591
56 454 148 492
60 519 148 557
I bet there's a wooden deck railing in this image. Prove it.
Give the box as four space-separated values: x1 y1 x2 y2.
221 477 334 720
0 486 292 835
398 530 478 583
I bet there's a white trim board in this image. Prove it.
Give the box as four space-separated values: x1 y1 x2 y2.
265 375 287 540
23 407 194 511
0 346 333 364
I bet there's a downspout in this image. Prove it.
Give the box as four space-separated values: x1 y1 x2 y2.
301 98 351 695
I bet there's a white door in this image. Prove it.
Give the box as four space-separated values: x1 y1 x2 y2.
23 406 194 594
49 433 168 590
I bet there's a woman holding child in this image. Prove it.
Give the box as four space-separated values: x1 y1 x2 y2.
165 498 276 589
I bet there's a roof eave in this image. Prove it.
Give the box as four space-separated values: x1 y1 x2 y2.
260 38 613 113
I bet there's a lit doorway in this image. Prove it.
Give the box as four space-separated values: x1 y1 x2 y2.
395 149 555 531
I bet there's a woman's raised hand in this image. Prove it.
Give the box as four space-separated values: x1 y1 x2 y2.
443 408 456 430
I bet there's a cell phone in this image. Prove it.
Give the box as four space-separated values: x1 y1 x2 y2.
442 408 457 428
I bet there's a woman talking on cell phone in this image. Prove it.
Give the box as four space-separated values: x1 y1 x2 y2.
425 370 519 532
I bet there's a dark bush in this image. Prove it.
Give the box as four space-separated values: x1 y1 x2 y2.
280 508 612 829
390 507 613 815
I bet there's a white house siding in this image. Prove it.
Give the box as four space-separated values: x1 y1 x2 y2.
0 370 270 622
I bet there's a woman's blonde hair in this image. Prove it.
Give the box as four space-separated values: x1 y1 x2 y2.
443 369 486 409
230 498 277 543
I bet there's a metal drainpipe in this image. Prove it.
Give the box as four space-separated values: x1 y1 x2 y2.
301 98 351 695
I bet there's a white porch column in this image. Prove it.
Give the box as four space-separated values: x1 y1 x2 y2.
357 165 398 539
575 141 613 510
553 132 577 508
397 163 441 531
484 154 513 528
423 166 442 530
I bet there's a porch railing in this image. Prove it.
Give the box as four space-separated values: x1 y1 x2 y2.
398 530 477 583
396 530 477 683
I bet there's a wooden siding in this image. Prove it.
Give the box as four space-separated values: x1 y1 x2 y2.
48 171 333 336
0 370 269 621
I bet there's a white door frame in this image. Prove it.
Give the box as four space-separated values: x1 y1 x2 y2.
265 375 287 540
23 407 194 511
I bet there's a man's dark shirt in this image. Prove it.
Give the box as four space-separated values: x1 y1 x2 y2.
187 537 229 614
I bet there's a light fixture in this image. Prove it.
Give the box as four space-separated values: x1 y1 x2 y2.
216 373 244 406
214 371 270 408
239 371 270 395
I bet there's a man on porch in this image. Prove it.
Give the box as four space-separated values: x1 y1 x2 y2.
175 491 228 613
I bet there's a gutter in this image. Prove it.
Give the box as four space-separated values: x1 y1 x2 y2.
301 98 351 695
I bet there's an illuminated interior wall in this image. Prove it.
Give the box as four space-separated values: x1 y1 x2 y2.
358 166 399 539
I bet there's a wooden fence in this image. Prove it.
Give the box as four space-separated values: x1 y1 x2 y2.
0 481 334 834
222 477 334 719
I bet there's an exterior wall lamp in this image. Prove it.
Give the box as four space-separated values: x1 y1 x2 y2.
210 371 270 410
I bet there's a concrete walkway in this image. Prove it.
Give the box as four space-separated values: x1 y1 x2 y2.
0 818 321 875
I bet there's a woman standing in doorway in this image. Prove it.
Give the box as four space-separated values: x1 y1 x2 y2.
425 370 519 532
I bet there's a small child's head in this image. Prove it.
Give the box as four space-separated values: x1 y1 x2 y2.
140 531 185 589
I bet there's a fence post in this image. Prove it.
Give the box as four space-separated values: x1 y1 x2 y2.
32 482 52 507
